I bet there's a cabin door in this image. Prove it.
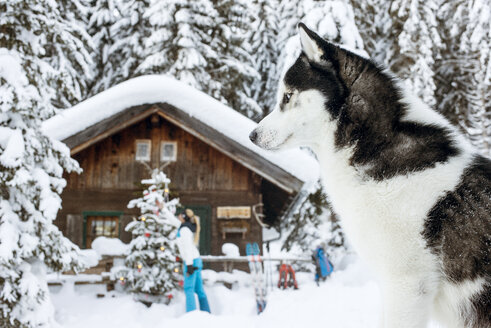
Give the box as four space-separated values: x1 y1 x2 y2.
179 205 211 255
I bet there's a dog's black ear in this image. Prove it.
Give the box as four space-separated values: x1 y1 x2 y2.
298 23 337 64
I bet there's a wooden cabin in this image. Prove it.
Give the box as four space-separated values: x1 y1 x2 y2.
44 75 317 259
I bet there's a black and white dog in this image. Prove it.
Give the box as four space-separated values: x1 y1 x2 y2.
250 24 490 328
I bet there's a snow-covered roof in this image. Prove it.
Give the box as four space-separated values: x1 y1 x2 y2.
42 75 319 192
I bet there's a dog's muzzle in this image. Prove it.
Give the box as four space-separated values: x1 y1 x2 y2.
249 130 258 144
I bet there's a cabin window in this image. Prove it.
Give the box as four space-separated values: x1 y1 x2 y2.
83 212 122 248
161 141 177 162
135 139 151 161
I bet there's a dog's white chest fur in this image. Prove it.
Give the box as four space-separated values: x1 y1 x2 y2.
316 144 472 278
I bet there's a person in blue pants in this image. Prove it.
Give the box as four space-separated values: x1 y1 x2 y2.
176 209 211 313
312 244 334 285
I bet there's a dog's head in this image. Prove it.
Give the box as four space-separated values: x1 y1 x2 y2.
250 23 368 152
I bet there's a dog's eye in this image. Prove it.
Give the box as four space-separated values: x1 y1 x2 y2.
283 92 293 104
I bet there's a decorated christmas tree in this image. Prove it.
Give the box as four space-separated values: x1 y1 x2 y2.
112 170 181 304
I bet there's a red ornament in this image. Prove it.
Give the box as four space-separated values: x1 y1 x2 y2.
167 294 173 300
178 280 184 287
145 232 151 237
175 256 181 262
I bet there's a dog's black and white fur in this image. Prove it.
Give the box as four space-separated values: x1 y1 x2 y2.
250 24 490 328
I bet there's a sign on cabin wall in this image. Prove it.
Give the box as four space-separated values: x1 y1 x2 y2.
217 206 251 219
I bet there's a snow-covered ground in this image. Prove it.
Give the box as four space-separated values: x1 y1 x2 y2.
50 258 443 328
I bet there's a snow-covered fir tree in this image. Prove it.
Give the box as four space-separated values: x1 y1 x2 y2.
0 1 87 326
435 0 490 156
349 0 393 65
138 0 220 96
209 0 262 120
88 0 123 95
276 0 302 50
51 0 94 108
113 170 180 303
89 0 152 95
250 0 280 118
352 0 441 107
390 0 442 107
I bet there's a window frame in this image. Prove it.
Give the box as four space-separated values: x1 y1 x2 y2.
82 211 123 249
160 141 178 162
135 139 151 161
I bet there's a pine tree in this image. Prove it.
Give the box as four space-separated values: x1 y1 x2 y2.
0 1 86 326
250 0 280 118
390 0 442 107
89 0 151 95
113 170 180 303
435 0 491 156
87 0 123 95
51 0 94 108
138 0 219 94
351 0 442 106
210 0 262 120
349 0 393 64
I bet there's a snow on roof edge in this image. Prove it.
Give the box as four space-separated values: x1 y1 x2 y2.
42 75 319 184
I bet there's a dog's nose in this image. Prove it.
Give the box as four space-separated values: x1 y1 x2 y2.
249 130 258 143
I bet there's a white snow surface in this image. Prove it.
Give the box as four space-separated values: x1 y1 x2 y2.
91 236 129 256
78 249 100 268
42 75 319 183
50 257 443 328
221 243 240 257
0 128 24 168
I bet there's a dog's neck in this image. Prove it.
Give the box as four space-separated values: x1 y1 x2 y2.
308 128 362 187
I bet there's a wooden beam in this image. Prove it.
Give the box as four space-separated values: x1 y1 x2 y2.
65 104 159 155
153 104 303 193
62 103 305 194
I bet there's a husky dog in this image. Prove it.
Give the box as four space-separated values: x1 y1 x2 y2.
250 24 490 328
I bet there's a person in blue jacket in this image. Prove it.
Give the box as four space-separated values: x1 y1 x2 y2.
176 209 210 313
312 243 334 285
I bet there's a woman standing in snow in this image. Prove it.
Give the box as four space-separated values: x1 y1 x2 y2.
176 209 211 313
